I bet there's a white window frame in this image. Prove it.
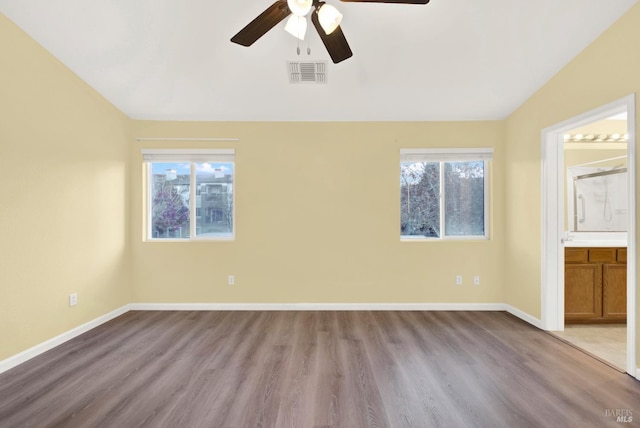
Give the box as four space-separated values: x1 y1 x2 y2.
400 148 493 241
142 149 235 241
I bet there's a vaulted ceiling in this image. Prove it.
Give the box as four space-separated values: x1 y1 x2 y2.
0 0 637 121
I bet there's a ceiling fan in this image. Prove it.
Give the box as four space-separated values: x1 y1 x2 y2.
231 0 431 64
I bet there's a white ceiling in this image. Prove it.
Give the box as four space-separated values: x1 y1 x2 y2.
1 0 637 121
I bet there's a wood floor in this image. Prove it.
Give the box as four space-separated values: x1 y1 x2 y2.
1 311 638 427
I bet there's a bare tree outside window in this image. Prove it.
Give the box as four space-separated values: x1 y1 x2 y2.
152 185 190 238
401 159 487 239
444 161 485 236
401 162 440 237
152 167 190 238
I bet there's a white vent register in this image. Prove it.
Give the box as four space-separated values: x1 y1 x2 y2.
288 61 328 84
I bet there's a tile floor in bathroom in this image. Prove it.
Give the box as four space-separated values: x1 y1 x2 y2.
550 324 627 371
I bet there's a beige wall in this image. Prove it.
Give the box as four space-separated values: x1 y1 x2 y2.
504 3 640 365
0 15 132 360
131 121 505 304
2 1 639 372
566 119 628 136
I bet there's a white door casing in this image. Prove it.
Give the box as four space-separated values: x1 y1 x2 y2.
540 94 637 377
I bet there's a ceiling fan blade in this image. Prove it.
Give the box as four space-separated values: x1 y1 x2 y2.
340 0 429 4
311 12 353 64
231 0 291 47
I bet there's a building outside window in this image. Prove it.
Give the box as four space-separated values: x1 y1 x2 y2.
142 149 235 240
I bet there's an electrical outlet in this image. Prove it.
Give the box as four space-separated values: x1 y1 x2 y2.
228 275 235 286
456 275 463 285
69 293 78 307
474 276 480 286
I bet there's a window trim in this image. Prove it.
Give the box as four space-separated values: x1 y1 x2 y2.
143 149 235 241
400 148 492 241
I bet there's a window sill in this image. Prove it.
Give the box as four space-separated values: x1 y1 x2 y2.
401 236 489 242
145 235 235 242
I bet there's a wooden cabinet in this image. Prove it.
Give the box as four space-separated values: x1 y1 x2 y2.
565 263 602 320
565 247 626 323
603 264 627 320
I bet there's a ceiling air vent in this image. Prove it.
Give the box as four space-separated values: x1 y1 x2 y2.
288 61 328 84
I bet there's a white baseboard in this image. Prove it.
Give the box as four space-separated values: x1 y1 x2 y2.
504 304 544 329
1 302 544 375
128 302 506 311
0 304 130 375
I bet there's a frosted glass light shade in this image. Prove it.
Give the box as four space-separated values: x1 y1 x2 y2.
287 0 313 16
318 4 342 35
285 15 307 40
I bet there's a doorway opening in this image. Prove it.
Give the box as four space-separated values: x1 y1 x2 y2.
541 94 637 376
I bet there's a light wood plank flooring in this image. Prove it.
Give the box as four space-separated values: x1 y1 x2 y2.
1 311 638 427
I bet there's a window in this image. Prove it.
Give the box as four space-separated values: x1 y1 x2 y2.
400 148 492 240
143 149 235 240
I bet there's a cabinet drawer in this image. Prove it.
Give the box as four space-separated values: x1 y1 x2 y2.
565 248 588 263
618 248 627 263
589 248 617 263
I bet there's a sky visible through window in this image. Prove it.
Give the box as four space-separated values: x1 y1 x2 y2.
151 162 234 176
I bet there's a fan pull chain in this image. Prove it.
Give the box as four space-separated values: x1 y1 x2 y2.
292 15 310 56
306 31 311 56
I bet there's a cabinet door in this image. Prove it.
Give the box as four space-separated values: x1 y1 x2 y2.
603 264 627 320
565 263 603 321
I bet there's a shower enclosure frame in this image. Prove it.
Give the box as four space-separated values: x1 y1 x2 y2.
571 167 627 232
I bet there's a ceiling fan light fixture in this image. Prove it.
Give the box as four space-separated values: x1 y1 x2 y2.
317 4 343 35
285 15 308 40
287 0 313 16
